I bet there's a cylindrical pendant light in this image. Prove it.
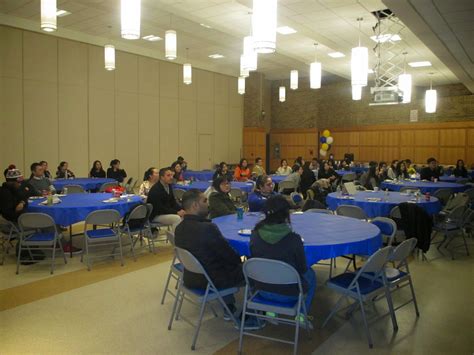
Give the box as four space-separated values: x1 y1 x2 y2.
398 73 412 103
351 18 368 87
121 0 141 39
352 85 362 100
310 43 321 89
104 45 115 71
165 30 177 60
425 76 437 113
279 86 286 102
252 0 277 53
243 36 258 71
290 70 298 90
238 77 246 95
41 0 57 32
240 55 249 78
183 48 192 85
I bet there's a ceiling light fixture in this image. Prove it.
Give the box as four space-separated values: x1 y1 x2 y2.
252 0 277 53
208 54 224 59
238 77 245 95
408 61 432 68
310 43 321 89
290 70 298 90
242 36 258 71
425 74 437 113
183 48 192 85
398 52 412 103
121 0 141 40
104 44 115 71
142 35 162 41
351 18 368 87
56 9 71 17
276 26 297 35
41 0 57 32
279 86 286 102
328 52 345 58
165 30 177 60
240 55 249 77
370 33 401 43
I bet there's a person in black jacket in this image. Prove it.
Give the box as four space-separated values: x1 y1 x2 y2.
213 162 233 181
89 160 106 178
420 157 443 181
300 161 316 198
250 195 316 314
318 161 337 182
147 167 184 228
107 159 127 183
453 159 468 178
0 168 28 222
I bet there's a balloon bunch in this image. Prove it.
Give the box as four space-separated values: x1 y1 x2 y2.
319 130 334 157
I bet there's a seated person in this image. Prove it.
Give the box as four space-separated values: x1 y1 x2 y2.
208 177 236 219
318 162 337 183
250 195 316 319
176 156 187 171
147 167 184 229
89 160 106 178
387 160 398 180
107 159 127 183
28 163 55 196
171 161 184 183
0 168 28 222
364 166 380 190
300 162 316 198
395 161 409 179
56 161 75 179
420 157 443 181
453 159 468 178
377 162 388 180
294 156 304 167
282 164 303 194
251 157 266 177
39 161 52 179
405 159 416 175
213 162 233 181
276 159 292 176
248 175 276 212
234 158 251 182
327 154 335 168
139 167 159 197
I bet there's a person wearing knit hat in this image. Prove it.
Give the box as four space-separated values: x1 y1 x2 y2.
0 167 28 222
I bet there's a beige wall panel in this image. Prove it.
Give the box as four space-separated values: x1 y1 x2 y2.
116 51 138 93
349 132 359 146
400 147 414 161
58 84 88 176
380 147 399 162
214 104 229 163
332 146 348 160
439 129 466 146
414 147 439 164
197 101 214 134
400 130 415 146
414 130 439 146
380 131 399 146
228 77 241 107
159 61 179 99
88 45 114 90
88 88 115 167
305 133 317 146
228 106 243 163
159 97 179 166
0 78 24 171
179 100 197 168
196 69 214 103
348 147 360 159
138 57 159 96
138 95 159 178
359 131 379 146
23 80 58 166
58 39 87 86
439 148 465 165
0 27 22 78
23 32 57 83
179 69 197 101
332 132 349 145
467 129 474 146
466 148 474 166
115 92 139 180
359 147 379 162
243 131 255 146
214 74 229 106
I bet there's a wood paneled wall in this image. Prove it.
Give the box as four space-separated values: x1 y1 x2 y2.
0 26 243 180
269 129 318 172
243 127 266 166
328 121 474 165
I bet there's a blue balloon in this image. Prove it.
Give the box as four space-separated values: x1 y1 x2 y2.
320 136 326 143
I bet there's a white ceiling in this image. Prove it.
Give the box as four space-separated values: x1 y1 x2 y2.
0 0 468 88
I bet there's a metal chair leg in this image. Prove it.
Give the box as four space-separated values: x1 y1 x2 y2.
161 269 174 305
168 283 182 330
358 297 373 348
191 291 209 351
408 277 420 316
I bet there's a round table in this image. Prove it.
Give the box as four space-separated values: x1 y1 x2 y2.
173 181 254 193
213 213 382 265
183 170 214 181
380 180 466 194
351 167 369 174
336 169 354 176
326 191 442 217
439 175 467 183
28 193 143 226
269 175 287 184
52 178 115 192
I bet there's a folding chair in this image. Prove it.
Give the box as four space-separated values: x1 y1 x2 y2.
81 209 123 270
99 181 118 192
173 188 186 204
336 205 368 220
341 172 357 182
290 192 304 208
121 204 154 258
168 247 240 351
229 188 246 204
322 246 397 348
63 184 85 194
304 208 333 214
161 231 184 304
278 180 297 194
433 188 452 206
433 206 471 259
17 213 67 274
146 203 172 242
371 217 397 246
239 258 311 355
0 218 21 265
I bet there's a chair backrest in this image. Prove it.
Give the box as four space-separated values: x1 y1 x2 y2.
463 187 474 200
125 177 133 186
433 188 452 206
18 213 56 231
336 205 368 220
85 209 121 226
389 205 401 219
126 204 148 222
99 181 118 192
64 184 85 194
278 180 296 193
447 204 467 225
229 188 244 203
173 188 186 202
371 217 397 246
243 258 302 290
175 247 207 275
444 193 469 213
461 209 474 227
304 208 333 214
390 238 417 263
400 187 420 194
357 246 392 276
342 173 356 182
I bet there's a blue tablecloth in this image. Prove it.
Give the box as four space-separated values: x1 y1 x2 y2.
213 213 382 265
183 170 214 181
52 178 115 192
336 169 354 176
27 193 142 226
351 167 369 174
269 175 287 183
380 180 466 194
173 181 254 193
439 175 467 183
326 191 442 217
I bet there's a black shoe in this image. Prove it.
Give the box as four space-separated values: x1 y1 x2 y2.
234 315 266 331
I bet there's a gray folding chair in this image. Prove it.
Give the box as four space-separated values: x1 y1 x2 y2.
433 188 452 206
121 204 154 259
63 184 85 194
278 180 297 194
433 206 471 259
0 218 21 265
168 247 240 351
304 208 333 215
322 246 397 348
81 209 123 270
336 205 368 220
173 188 186 203
371 217 397 246
229 188 247 204
99 181 118 192
17 213 67 274
399 187 420 194
342 172 356 182
161 231 184 304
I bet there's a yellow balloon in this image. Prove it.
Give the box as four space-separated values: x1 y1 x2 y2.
322 143 329 151
323 130 331 138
